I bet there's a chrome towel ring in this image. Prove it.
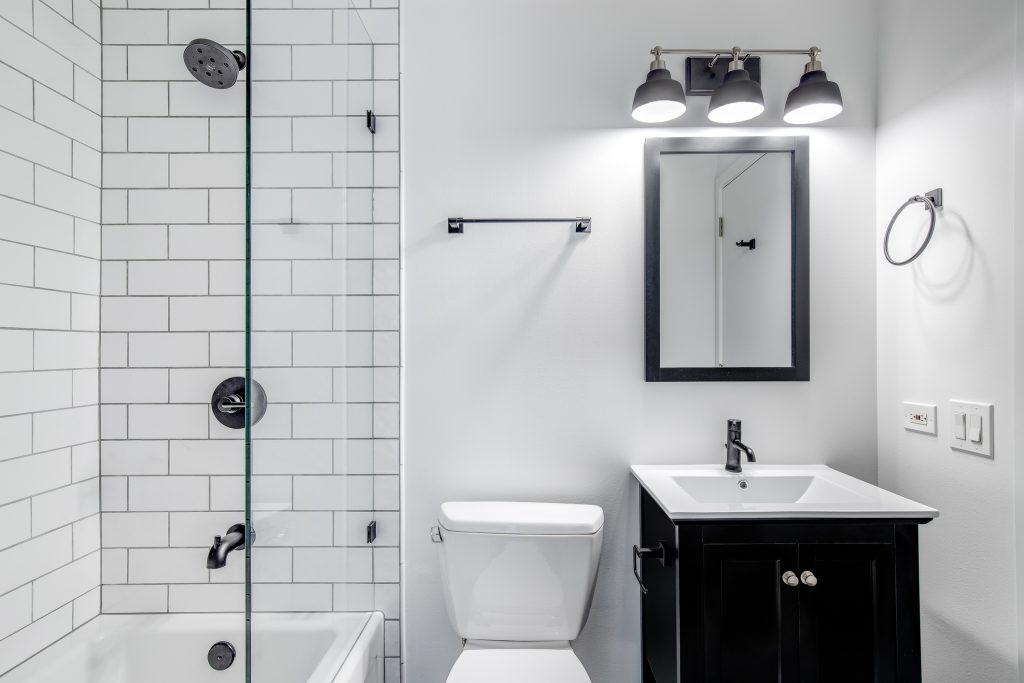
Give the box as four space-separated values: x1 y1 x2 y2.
883 188 943 266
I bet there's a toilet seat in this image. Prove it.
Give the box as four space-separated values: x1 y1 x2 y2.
446 645 591 683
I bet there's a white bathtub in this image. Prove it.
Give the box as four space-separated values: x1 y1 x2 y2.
1 612 383 683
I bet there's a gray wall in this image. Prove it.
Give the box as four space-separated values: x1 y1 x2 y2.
0 0 102 675
402 1 879 681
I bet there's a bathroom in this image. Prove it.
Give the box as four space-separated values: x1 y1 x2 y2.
0 0 1021 681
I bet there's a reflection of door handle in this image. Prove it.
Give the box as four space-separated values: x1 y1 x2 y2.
735 239 756 250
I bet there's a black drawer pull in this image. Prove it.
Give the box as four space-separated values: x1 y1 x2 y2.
633 541 675 594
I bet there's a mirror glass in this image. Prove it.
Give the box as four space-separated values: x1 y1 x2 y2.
645 137 808 382
660 152 791 367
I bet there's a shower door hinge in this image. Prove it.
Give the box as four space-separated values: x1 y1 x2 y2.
367 520 377 544
366 110 376 134
719 217 724 237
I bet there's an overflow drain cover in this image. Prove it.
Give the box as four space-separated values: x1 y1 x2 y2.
208 641 236 671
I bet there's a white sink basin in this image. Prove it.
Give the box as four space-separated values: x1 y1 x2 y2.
632 464 938 520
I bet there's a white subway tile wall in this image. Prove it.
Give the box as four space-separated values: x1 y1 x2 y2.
0 0 103 675
98 3 401 682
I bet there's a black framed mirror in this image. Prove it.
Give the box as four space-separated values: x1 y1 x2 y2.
644 136 809 381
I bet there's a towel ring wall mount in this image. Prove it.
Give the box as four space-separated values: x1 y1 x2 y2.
883 188 943 266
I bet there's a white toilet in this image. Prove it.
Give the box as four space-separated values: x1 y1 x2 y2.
434 501 604 682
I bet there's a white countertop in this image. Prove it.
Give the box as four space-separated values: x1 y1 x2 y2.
631 464 939 521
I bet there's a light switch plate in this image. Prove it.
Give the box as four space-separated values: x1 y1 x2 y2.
902 402 937 435
949 400 993 457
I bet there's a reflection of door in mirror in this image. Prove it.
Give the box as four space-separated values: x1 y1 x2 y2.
659 151 792 368
717 154 791 367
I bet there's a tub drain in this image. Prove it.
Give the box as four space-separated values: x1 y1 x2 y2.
208 641 236 671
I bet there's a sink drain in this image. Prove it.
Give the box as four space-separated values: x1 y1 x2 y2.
208 641 236 671
737 479 749 490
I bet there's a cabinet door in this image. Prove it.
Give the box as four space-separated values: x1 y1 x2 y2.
797 543 896 683
703 544 800 683
641 492 678 683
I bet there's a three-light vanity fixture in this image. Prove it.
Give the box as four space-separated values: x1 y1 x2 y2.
631 45 843 124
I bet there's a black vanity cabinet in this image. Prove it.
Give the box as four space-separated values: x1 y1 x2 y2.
639 489 928 683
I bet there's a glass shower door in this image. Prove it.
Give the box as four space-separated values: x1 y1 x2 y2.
246 3 395 680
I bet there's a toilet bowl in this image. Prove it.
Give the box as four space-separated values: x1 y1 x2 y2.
434 501 605 682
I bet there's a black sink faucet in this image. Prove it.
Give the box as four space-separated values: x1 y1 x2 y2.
207 523 252 569
726 419 756 473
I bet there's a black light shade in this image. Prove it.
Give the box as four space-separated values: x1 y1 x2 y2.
784 69 843 124
631 68 686 123
707 68 765 123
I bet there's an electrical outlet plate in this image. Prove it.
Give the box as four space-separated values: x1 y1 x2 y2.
949 400 993 457
902 402 936 435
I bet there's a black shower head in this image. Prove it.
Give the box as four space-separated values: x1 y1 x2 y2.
183 39 246 89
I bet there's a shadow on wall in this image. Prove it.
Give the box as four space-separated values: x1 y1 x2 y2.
922 607 1018 683
909 209 975 302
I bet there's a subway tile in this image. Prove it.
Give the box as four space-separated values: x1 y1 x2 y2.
0 371 72 417
74 217 101 257
100 332 128 368
102 45 128 81
293 259 372 295
101 297 168 332
334 153 374 189
373 330 399 365
0 152 34 204
374 582 398 619
373 547 399 583
373 474 399 510
332 439 373 474
0 2 33 32
100 369 168 404
169 584 243 613
102 512 168 547
210 188 291 224
293 547 372 583
369 439 398 475
293 117 361 153
373 367 399 402
291 45 351 79
0 108 72 175
0 196 75 252
168 367 242 403
169 439 241 475
373 224 399 260
31 478 99 535
252 439 333 474
169 296 244 331
0 604 72 674
71 441 100 482
101 224 167 259
252 224 332 260
210 260 291 296
35 84 101 149
127 45 198 81
128 475 209 511
333 80 373 117
293 475 373 511
129 189 207 224
33 552 100 619
251 583 331 612
102 584 167 613
333 583 374 612
293 403 372 439
209 475 291 511
102 261 128 296
0 501 32 551
101 440 168 476
73 66 102 115
0 330 32 372
72 0 101 40
252 9 332 43
293 331 372 367
252 153 332 188
252 296 332 331
103 153 169 188
129 118 209 153
102 9 168 44
35 250 101 295
129 547 208 583
0 284 71 330
102 189 128 223
0 17 74 98
99 474 127 511
0 527 71 596
169 511 243 547
243 367 333 404
168 9 244 44
169 224 243 259
0 242 33 288
72 513 101 558
210 117 290 154
129 261 208 296
334 296 375 331
335 367 373 402
373 81 399 116
0 586 32 641
71 293 100 332
72 368 99 406
35 167 101 222
169 81 245 117
128 405 208 440
103 81 168 116
72 587 100 628
34 405 99 452
251 510 332 546
0 63 33 119
169 153 245 188
252 82 332 116
211 331 291 367
211 547 291 584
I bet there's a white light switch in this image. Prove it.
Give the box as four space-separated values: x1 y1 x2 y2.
949 400 993 457
902 402 936 435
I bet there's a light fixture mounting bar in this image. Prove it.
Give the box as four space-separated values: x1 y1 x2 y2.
652 46 821 57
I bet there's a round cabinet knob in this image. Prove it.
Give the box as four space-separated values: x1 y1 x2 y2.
800 571 818 587
781 571 799 587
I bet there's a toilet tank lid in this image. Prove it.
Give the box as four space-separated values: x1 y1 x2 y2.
439 501 604 535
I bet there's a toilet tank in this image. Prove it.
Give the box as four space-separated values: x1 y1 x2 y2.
436 501 604 642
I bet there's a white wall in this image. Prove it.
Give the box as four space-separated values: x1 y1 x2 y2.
403 1 879 681
875 1 1020 681
0 0 102 675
